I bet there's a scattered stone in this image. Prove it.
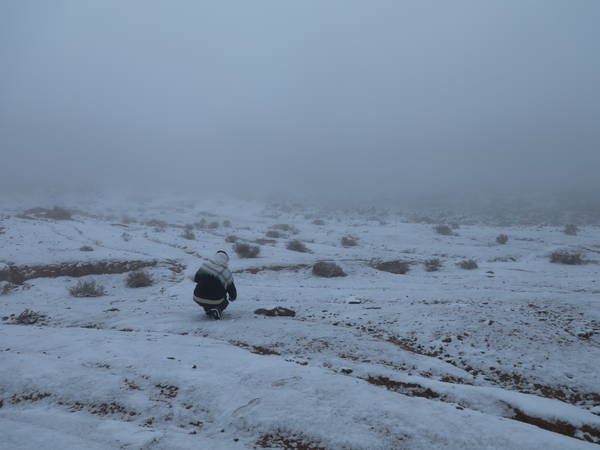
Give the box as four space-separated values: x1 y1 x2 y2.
254 307 296 317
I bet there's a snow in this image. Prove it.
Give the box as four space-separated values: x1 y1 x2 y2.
1 193 599 449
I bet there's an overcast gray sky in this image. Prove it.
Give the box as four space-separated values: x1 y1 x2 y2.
1 1 599 203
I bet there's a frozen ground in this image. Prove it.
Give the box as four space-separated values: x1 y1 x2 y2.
1 193 599 449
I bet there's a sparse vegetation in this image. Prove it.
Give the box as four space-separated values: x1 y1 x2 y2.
46 206 72 220
207 221 220 229
424 258 442 272
181 229 195 240
341 236 358 247
434 225 454 236
371 260 410 274
145 219 168 230
69 280 107 297
225 235 239 243
121 215 135 224
1 281 18 295
457 259 478 270
271 224 298 234
79 245 94 252
126 270 154 288
564 224 578 236
222 220 231 228
194 219 206 229
550 250 584 265
286 240 310 253
312 219 325 225
121 232 132 242
234 243 260 258
496 234 509 245
312 261 346 278
15 309 48 325
266 230 283 238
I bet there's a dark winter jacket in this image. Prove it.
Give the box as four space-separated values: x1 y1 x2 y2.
194 270 237 301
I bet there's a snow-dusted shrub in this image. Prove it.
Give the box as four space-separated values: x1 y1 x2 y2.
234 243 260 258
225 235 239 243
181 229 195 240
434 225 454 236
496 234 509 245
550 250 584 265
424 258 442 272
46 206 72 220
69 280 106 297
286 240 310 253
121 232 132 242
79 245 94 252
266 230 283 238
341 236 358 247
371 260 410 274
194 219 207 229
146 219 168 230
272 224 299 234
207 221 220 229
312 219 325 225
126 270 154 288
1 281 18 296
222 220 232 228
457 259 478 270
563 224 578 236
121 215 136 224
312 261 346 278
15 309 47 325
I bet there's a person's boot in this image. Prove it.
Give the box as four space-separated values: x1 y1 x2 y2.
208 308 222 320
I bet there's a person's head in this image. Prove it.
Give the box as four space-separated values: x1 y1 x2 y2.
214 250 229 266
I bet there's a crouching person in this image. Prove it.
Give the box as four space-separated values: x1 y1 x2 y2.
193 250 237 320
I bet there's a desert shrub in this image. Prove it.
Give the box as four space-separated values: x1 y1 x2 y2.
194 219 207 229
46 206 72 220
15 309 47 325
234 243 260 258
1 281 18 296
121 232 132 242
184 223 194 230
312 219 325 226
222 220 232 228
424 258 442 272
564 224 578 236
434 225 454 236
496 234 509 245
121 215 136 224
126 270 154 288
371 260 410 274
146 219 168 229
457 259 478 270
181 229 195 240
266 230 283 238
312 261 346 278
451 223 461 230
272 224 298 234
225 235 239 243
286 240 310 253
79 245 94 252
207 221 220 229
69 280 106 297
550 250 584 265
341 236 358 247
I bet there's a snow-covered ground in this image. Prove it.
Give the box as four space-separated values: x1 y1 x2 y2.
1 193 599 449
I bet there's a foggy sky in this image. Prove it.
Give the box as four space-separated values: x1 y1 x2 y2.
1 1 599 203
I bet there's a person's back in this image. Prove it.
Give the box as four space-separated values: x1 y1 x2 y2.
193 250 237 319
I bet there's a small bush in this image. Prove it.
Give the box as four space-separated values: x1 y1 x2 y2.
266 230 283 238
286 240 310 253
312 219 325 226
234 243 260 258
434 225 454 236
312 261 346 278
341 236 358 247
121 215 136 224
181 229 195 240
564 224 578 236
146 219 168 230
1 281 18 296
451 223 461 230
550 250 584 265
207 221 220 229
457 259 478 270
194 219 207 229
371 260 410 274
424 258 442 272
46 206 72 220
222 220 232 228
225 235 239 243
496 234 509 245
272 224 298 234
69 280 106 297
15 309 48 325
126 270 154 288
121 232 132 242
79 245 94 252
